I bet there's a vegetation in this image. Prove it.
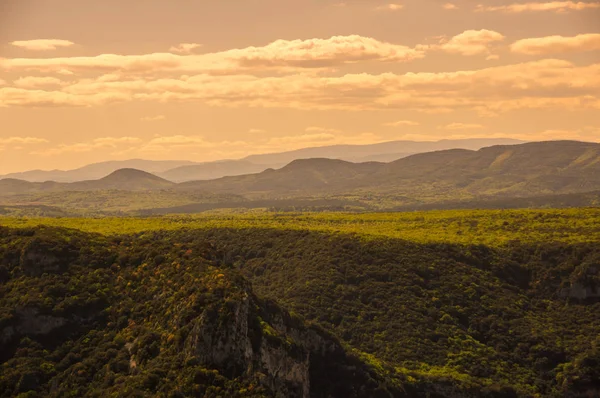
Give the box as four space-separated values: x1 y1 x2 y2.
1 208 599 396
1 141 599 215
1 208 599 246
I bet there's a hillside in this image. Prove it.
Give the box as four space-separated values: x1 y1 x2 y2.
0 226 405 397
1 214 599 397
69 168 175 191
0 169 174 195
0 160 196 183
177 159 382 196
159 160 271 183
243 138 523 165
1 141 598 213
1 138 522 183
180 141 600 200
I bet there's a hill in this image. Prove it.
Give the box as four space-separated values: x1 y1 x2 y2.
0 159 196 183
1 138 522 183
159 160 270 183
0 169 175 195
242 138 524 165
2 141 598 213
0 226 405 397
1 215 599 396
180 141 600 200
69 168 175 191
178 159 382 196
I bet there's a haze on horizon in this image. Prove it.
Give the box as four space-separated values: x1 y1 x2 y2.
0 0 599 174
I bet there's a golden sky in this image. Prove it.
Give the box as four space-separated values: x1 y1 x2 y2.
0 0 599 173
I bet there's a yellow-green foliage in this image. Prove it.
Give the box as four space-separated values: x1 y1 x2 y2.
1 208 599 246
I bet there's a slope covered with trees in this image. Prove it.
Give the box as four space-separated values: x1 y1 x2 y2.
1 210 599 397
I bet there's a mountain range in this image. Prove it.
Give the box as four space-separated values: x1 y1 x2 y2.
1 140 599 213
0 138 523 183
178 140 600 198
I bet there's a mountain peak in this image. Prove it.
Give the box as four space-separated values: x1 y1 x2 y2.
101 168 165 180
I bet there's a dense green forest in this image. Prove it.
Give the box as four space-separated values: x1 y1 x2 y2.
1 209 599 397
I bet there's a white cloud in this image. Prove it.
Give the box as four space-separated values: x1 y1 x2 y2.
440 123 485 130
13 76 66 88
376 3 404 11
477 1 600 12
511 33 600 55
248 128 266 134
2 59 599 116
93 137 141 146
267 133 336 146
305 126 342 133
11 39 75 51
443 3 459 9
139 135 248 153
383 120 420 126
141 115 166 122
169 43 202 54
0 137 48 144
30 136 140 156
438 30 505 56
1 35 424 74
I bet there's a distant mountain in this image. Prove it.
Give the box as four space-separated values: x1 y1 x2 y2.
177 158 382 195
0 159 197 183
242 138 524 165
70 168 175 191
179 141 600 199
0 169 174 195
3 141 598 207
1 138 523 183
158 160 269 183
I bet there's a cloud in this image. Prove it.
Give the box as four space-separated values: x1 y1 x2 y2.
443 3 458 9
92 137 141 146
486 54 500 61
2 59 599 116
267 133 336 146
476 1 600 12
305 126 342 133
376 4 404 11
169 43 202 54
383 120 420 126
266 132 381 148
30 137 140 156
140 115 166 122
107 132 385 160
11 39 75 51
440 123 485 130
511 33 600 55
1 35 424 75
0 137 48 144
139 135 248 153
248 128 266 134
13 76 66 88
437 30 505 56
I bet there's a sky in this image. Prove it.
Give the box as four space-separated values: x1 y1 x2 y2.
0 0 599 173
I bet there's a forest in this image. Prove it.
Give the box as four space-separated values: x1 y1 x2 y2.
1 209 599 397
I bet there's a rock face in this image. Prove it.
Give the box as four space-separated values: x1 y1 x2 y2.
560 264 600 300
1 308 67 344
560 283 600 300
183 291 346 398
19 236 75 277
